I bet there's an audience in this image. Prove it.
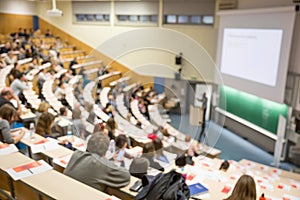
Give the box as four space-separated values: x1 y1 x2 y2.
64 132 131 192
0 104 25 144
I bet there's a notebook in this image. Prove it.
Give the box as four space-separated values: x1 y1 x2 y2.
188 182 209 196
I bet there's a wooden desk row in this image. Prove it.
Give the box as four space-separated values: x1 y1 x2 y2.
0 152 114 200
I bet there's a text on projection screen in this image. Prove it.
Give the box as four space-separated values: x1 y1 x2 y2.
220 28 283 87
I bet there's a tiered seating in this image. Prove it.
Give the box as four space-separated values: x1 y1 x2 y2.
0 64 13 88
100 87 110 108
130 99 157 133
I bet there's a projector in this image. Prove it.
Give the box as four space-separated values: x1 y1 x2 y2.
47 9 63 17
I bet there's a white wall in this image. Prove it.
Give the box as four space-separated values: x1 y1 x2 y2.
238 0 293 9
36 1 217 81
0 0 37 15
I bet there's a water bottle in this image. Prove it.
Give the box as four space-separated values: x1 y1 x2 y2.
29 123 35 140
109 140 115 154
67 124 72 139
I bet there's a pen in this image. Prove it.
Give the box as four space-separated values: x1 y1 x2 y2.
28 169 33 174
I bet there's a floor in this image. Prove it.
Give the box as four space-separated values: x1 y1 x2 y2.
169 113 299 172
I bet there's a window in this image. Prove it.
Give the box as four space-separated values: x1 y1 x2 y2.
150 15 158 22
76 14 85 22
129 15 138 22
140 15 150 22
178 15 189 24
116 14 158 25
75 13 109 23
166 15 176 24
118 15 128 21
103 14 110 22
86 14 94 21
95 14 103 21
202 16 214 25
190 16 201 24
164 14 214 25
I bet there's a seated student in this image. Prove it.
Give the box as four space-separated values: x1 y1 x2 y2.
54 82 66 100
53 106 69 135
142 142 164 172
105 117 118 140
72 108 87 139
69 57 78 75
85 101 96 124
64 132 131 192
0 104 25 144
103 102 114 117
35 101 51 124
112 135 133 167
0 87 22 116
10 71 29 104
129 157 150 179
36 112 61 138
153 138 169 163
224 174 256 200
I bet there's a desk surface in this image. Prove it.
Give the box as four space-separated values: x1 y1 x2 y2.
21 133 74 159
20 170 112 200
0 152 33 169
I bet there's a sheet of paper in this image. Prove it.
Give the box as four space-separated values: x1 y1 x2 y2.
5 160 52 180
30 138 59 154
0 144 18 155
53 153 73 168
282 194 300 200
105 196 121 200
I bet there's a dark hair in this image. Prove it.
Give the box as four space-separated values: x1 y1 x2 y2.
106 117 117 130
115 135 128 149
36 112 55 136
1 88 13 96
58 81 64 87
175 154 187 168
153 138 163 156
59 107 67 115
13 70 23 79
143 142 155 157
0 104 17 122
219 160 230 171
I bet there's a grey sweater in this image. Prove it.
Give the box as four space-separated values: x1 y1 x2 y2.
0 119 14 144
64 150 131 192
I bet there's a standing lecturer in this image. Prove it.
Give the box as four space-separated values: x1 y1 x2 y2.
198 92 207 142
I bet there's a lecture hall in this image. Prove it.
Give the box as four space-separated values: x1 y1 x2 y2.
0 0 300 199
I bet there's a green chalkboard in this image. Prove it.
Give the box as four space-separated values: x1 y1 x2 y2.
219 86 288 134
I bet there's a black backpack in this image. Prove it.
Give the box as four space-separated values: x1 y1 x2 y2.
135 170 190 200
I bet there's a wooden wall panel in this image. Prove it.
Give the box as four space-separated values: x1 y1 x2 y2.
0 13 33 36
